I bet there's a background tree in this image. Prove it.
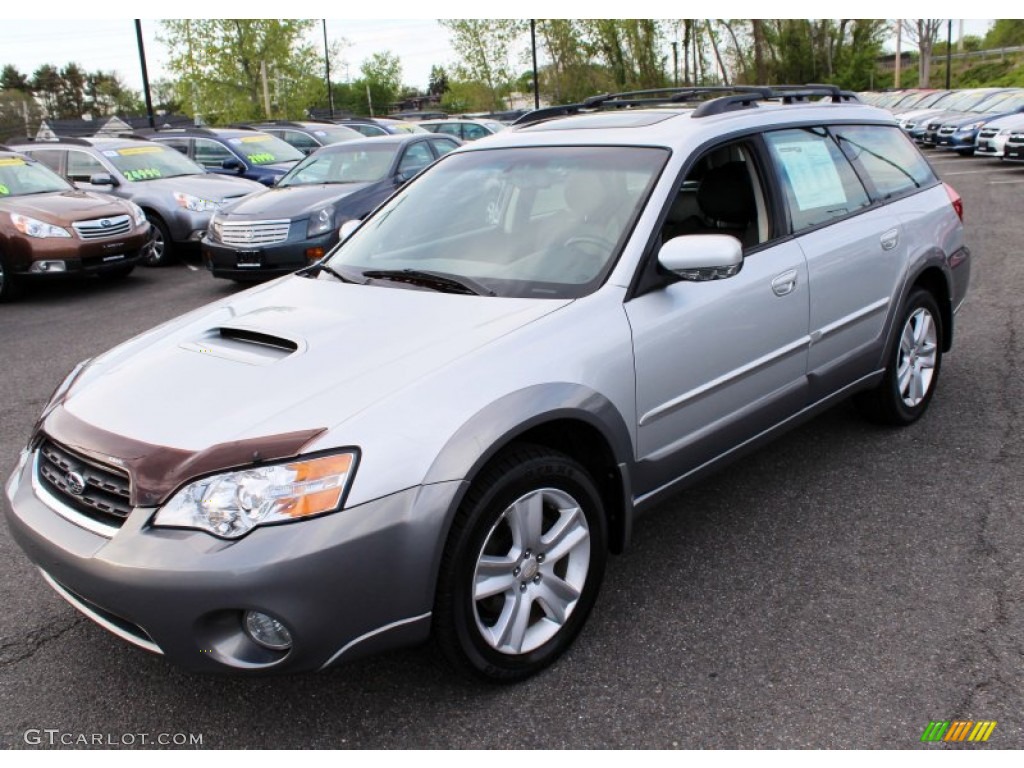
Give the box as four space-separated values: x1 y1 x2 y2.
903 19 945 87
428 65 450 97
439 19 525 111
160 19 325 123
984 20 1024 48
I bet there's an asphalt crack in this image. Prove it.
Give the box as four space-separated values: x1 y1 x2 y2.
0 616 84 668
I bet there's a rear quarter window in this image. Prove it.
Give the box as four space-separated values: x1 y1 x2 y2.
832 124 937 200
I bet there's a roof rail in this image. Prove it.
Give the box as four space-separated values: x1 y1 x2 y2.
513 84 861 126
139 125 255 136
92 131 152 141
4 135 95 146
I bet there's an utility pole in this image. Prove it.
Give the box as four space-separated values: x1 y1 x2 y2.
945 20 953 89
672 41 679 87
894 20 902 89
261 60 271 118
530 19 540 110
323 19 335 118
366 83 373 117
134 19 155 128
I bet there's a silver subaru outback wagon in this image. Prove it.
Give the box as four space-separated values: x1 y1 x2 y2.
4 86 970 682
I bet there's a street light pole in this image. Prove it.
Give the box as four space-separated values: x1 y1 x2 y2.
945 20 953 89
323 19 335 119
134 19 155 128
530 19 539 110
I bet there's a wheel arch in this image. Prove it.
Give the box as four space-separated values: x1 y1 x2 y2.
423 384 636 559
911 265 953 352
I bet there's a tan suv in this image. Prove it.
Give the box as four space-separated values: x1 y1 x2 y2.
0 147 150 300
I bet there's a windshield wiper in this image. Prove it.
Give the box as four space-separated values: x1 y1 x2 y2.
298 262 362 284
360 268 495 296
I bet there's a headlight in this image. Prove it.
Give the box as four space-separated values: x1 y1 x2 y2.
128 201 146 227
173 191 220 213
307 206 333 237
11 213 71 239
999 129 1011 136
153 452 358 539
208 213 222 242
959 122 982 132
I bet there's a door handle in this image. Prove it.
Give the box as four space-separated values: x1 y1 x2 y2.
880 228 900 251
771 269 798 297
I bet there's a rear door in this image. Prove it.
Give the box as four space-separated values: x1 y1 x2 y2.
764 126 906 399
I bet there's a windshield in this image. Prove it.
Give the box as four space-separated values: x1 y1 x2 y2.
310 125 364 145
279 144 398 186
385 122 428 134
0 155 72 196
105 144 205 181
327 146 668 299
980 92 1024 113
916 91 951 109
226 134 303 165
941 91 992 112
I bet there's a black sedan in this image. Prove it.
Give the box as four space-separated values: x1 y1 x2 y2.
201 133 460 281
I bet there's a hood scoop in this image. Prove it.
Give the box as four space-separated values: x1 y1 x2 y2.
179 327 301 366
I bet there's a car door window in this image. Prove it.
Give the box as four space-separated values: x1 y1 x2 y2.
283 130 320 153
160 138 191 156
194 138 234 169
764 127 870 233
436 123 462 138
463 124 488 141
430 138 460 157
25 149 64 173
398 142 433 176
832 124 937 201
65 150 106 183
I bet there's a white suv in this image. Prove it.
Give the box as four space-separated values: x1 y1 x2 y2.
4 86 970 682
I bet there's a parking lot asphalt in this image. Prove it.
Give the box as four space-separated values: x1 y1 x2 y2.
1 151 1022 749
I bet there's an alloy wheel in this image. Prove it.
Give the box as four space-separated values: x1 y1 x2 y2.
897 307 938 407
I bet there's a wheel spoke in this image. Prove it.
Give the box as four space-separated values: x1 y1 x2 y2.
535 576 580 624
909 368 924 403
913 312 932 346
544 517 589 562
474 556 518 600
900 324 914 355
506 492 543 550
494 592 532 653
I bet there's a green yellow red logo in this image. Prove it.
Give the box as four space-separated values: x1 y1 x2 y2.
920 720 997 742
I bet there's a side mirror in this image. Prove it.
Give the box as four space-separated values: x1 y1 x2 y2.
222 158 243 172
395 169 415 184
89 173 118 187
338 219 361 242
658 234 743 281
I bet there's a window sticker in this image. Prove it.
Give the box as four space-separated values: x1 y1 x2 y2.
238 135 270 143
772 140 848 211
123 168 163 181
314 131 327 137
102 150 120 157
0 157 27 167
0 184 9 195
246 153 275 164
117 146 166 156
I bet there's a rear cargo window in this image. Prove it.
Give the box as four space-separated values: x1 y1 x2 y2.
832 124 936 200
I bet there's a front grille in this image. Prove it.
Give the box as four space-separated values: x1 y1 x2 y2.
979 128 998 139
72 215 132 240
938 126 955 135
37 439 132 528
927 122 942 131
219 219 290 247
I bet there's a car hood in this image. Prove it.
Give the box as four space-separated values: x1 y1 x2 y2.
62 275 572 451
980 113 1024 131
947 109 1023 128
135 174 263 201
221 183 373 219
0 189 128 223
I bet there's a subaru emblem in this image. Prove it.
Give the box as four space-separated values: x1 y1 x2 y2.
101 219 112 228
66 471 87 496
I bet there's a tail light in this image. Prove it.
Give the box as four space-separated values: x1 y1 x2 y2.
944 182 963 222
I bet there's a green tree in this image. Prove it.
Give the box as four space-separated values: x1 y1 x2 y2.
356 51 402 114
428 65 450 97
31 65 62 117
439 19 526 111
985 20 1024 48
1 65 30 92
86 71 143 116
160 19 325 123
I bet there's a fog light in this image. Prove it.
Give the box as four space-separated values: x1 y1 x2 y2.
243 611 293 651
29 260 67 273
305 247 325 260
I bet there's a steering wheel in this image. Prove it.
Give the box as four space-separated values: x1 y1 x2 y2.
562 234 616 257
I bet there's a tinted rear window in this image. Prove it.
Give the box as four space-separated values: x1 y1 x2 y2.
832 124 936 200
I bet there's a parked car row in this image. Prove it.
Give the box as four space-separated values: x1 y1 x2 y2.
862 87 1024 159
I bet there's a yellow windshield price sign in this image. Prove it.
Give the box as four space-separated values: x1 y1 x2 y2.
0 157 27 166
247 153 275 164
117 146 165 156
239 135 269 143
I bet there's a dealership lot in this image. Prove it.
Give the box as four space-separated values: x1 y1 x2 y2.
1 150 1022 748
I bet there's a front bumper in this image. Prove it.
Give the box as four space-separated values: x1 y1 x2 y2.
163 207 216 244
935 131 978 151
974 134 1008 157
5 226 149 276
4 446 462 673
201 229 336 281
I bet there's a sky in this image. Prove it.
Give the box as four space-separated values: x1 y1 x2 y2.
0 11 998 96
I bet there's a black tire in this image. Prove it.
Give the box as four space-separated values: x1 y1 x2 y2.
0 255 23 302
433 444 607 683
142 215 173 267
855 288 943 426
